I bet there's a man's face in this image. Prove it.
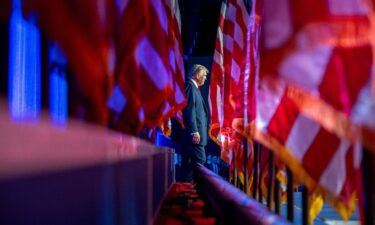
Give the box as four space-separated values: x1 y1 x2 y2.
195 70 207 87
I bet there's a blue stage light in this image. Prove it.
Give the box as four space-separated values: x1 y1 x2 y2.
49 68 67 126
49 43 68 126
8 0 41 121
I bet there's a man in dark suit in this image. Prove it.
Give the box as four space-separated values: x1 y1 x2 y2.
181 64 209 182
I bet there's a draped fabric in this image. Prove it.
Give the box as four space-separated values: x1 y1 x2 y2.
255 76 362 221
25 0 185 134
162 0 186 134
260 0 375 152
209 0 250 167
24 0 116 124
231 0 263 186
253 0 375 220
109 0 175 133
9 0 374 220
108 0 186 134
233 0 262 136
107 0 149 133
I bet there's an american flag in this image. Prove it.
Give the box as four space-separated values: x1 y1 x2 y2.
108 0 186 134
260 0 375 152
26 0 186 134
209 0 250 164
255 0 375 219
164 0 186 127
255 76 362 221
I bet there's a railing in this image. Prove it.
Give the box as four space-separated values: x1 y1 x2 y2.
0 107 175 225
196 163 291 225
233 138 374 225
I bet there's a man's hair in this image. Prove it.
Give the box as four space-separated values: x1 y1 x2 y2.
187 64 209 79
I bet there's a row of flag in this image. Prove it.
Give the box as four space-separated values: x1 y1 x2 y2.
209 0 375 222
13 0 186 134
3 0 374 222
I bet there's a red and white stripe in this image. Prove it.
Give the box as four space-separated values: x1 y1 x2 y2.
108 0 185 133
234 0 262 129
210 2 227 143
260 0 375 150
257 2 375 218
164 0 186 124
209 0 250 146
256 76 362 219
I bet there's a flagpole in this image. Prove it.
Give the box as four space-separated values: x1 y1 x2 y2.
233 151 238 187
267 150 275 210
243 0 253 197
258 144 263 203
287 168 294 223
243 136 249 195
274 166 281 214
362 149 374 225
302 186 308 225
252 141 259 198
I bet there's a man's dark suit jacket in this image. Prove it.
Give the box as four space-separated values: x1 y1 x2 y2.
182 79 208 146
